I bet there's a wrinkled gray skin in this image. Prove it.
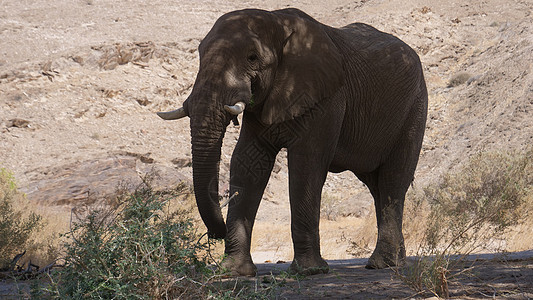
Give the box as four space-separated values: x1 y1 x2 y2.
158 8 427 276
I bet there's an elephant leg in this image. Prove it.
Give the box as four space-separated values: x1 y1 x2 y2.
357 171 380 204
364 103 425 269
287 153 330 275
357 170 404 269
365 175 408 269
364 149 421 268
222 123 279 276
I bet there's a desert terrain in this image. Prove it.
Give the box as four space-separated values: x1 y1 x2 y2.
1 0 532 298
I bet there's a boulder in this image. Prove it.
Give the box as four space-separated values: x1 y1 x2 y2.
24 156 190 206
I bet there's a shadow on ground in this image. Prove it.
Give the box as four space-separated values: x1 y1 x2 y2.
1 252 532 299
256 251 533 299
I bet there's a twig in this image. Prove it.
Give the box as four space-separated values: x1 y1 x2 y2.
132 61 149 68
0 257 61 280
220 192 239 208
9 251 26 271
441 211 500 256
161 65 172 72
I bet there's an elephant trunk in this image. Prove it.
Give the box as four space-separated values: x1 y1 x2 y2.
190 109 228 239
186 57 250 238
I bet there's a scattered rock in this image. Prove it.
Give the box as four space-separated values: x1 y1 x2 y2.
140 155 154 164
136 97 151 106
171 157 192 168
420 6 431 14
448 72 472 87
7 118 31 128
100 88 121 98
120 151 155 164
466 74 482 85
96 42 156 70
70 55 85 65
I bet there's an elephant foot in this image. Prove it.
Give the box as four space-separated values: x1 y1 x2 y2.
289 256 329 275
220 255 257 277
365 241 406 269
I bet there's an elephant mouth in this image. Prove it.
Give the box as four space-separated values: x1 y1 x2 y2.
248 76 260 108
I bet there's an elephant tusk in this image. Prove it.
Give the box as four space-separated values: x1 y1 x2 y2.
156 107 188 120
224 101 246 115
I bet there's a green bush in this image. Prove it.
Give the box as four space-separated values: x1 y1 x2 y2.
0 168 43 270
399 149 533 297
47 182 285 299
48 183 212 299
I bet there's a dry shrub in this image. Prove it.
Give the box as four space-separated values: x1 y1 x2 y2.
321 192 343 221
344 211 377 258
423 150 532 254
0 168 44 270
506 191 533 250
399 149 533 297
402 188 431 255
2 169 284 298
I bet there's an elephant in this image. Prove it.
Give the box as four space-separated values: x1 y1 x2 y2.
157 8 427 276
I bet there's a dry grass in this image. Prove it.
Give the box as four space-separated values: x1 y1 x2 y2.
396 149 533 297
403 188 432 256
251 221 292 263
403 190 533 256
504 191 533 251
448 72 472 87
322 215 376 260
321 192 343 221
23 205 70 267
251 214 378 263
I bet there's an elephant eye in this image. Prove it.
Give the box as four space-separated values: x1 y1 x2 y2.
247 53 259 63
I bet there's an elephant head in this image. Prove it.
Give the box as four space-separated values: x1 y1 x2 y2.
158 8 344 239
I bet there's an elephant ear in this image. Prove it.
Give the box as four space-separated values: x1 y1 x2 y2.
261 9 344 125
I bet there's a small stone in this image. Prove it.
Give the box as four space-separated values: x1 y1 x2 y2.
140 155 154 164
7 118 31 128
171 158 192 168
136 97 151 106
118 49 133 65
448 72 472 87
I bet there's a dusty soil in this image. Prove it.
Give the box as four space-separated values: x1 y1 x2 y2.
2 255 531 299
1 0 533 298
257 255 533 299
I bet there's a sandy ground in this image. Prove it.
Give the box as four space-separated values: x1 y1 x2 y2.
1 253 532 299
1 0 533 297
258 254 533 299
